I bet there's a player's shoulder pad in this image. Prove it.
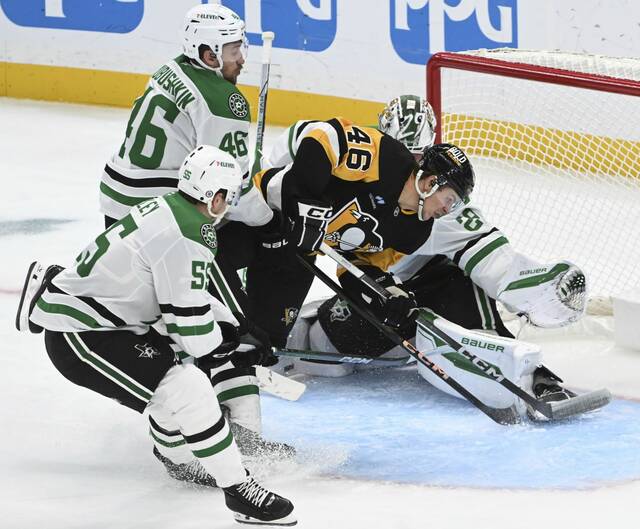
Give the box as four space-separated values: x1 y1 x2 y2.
378 134 418 189
170 55 251 122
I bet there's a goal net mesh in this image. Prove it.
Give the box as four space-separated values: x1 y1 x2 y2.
429 49 640 312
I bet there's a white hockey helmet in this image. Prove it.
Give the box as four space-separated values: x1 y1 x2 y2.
178 145 242 226
182 3 248 77
378 95 437 154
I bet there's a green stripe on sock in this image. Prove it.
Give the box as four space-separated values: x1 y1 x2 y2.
216 384 259 403
192 430 234 458
149 428 186 448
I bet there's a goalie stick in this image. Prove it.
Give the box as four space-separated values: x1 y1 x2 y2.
318 242 611 422
251 31 275 178
297 252 521 425
274 347 412 367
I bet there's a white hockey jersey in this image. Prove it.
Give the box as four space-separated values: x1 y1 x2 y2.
31 193 235 359
389 202 541 302
100 55 272 226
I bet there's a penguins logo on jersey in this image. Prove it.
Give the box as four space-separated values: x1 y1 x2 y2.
325 198 383 252
201 224 217 249
135 343 160 359
281 307 299 326
228 93 248 118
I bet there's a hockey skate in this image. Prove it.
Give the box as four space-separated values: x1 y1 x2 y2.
230 421 296 461
15 261 63 333
152 446 218 488
527 366 579 421
223 473 296 526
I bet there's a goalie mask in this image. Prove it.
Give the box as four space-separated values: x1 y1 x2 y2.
183 4 248 78
178 145 242 226
415 143 475 221
378 95 437 154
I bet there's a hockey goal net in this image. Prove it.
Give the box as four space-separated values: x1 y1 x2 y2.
427 49 640 314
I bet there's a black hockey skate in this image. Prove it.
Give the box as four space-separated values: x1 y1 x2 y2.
527 365 577 421
223 473 296 526
15 261 64 333
532 365 577 403
153 446 217 488
230 422 296 461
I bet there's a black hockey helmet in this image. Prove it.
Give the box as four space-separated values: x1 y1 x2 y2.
414 143 474 220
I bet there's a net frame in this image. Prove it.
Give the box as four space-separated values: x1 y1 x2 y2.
426 49 640 310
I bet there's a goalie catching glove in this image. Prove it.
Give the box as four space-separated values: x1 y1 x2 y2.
339 266 418 330
195 312 278 372
497 260 588 328
290 199 333 252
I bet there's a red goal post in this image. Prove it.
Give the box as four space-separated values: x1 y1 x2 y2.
426 49 640 310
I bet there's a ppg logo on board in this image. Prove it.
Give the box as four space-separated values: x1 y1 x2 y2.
217 0 336 52
0 0 143 33
391 0 517 64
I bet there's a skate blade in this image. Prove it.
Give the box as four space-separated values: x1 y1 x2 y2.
15 261 42 331
233 512 297 526
550 388 612 420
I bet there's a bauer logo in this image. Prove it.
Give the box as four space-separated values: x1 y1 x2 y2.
216 0 336 51
390 0 517 65
0 0 143 33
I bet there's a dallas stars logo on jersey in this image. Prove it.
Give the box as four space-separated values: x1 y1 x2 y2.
228 93 248 118
201 224 217 249
135 343 160 359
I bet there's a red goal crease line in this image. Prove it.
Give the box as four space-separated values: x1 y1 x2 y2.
0 288 21 296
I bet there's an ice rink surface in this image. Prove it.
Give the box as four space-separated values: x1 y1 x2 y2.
1 98 640 529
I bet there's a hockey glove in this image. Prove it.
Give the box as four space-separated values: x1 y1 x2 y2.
256 210 291 264
340 267 417 330
380 286 418 330
290 199 333 253
195 321 241 373
230 312 278 368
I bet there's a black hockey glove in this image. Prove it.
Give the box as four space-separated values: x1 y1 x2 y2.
230 312 278 368
379 286 418 330
340 266 417 330
257 211 291 265
289 199 333 253
195 321 241 373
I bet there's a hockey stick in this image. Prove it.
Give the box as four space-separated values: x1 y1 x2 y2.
296 253 520 425
236 343 306 401
251 31 275 178
319 242 611 421
274 347 412 367
255 365 306 401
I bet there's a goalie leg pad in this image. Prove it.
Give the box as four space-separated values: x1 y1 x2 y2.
416 310 542 413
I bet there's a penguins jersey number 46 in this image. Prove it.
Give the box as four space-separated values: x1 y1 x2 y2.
255 116 428 272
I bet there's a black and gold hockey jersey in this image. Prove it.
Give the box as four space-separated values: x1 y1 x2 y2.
254 117 431 273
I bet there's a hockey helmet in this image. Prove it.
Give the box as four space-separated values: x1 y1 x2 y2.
182 4 248 77
414 143 475 220
178 145 242 225
378 95 437 154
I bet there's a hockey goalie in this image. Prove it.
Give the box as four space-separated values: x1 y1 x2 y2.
281 201 609 421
